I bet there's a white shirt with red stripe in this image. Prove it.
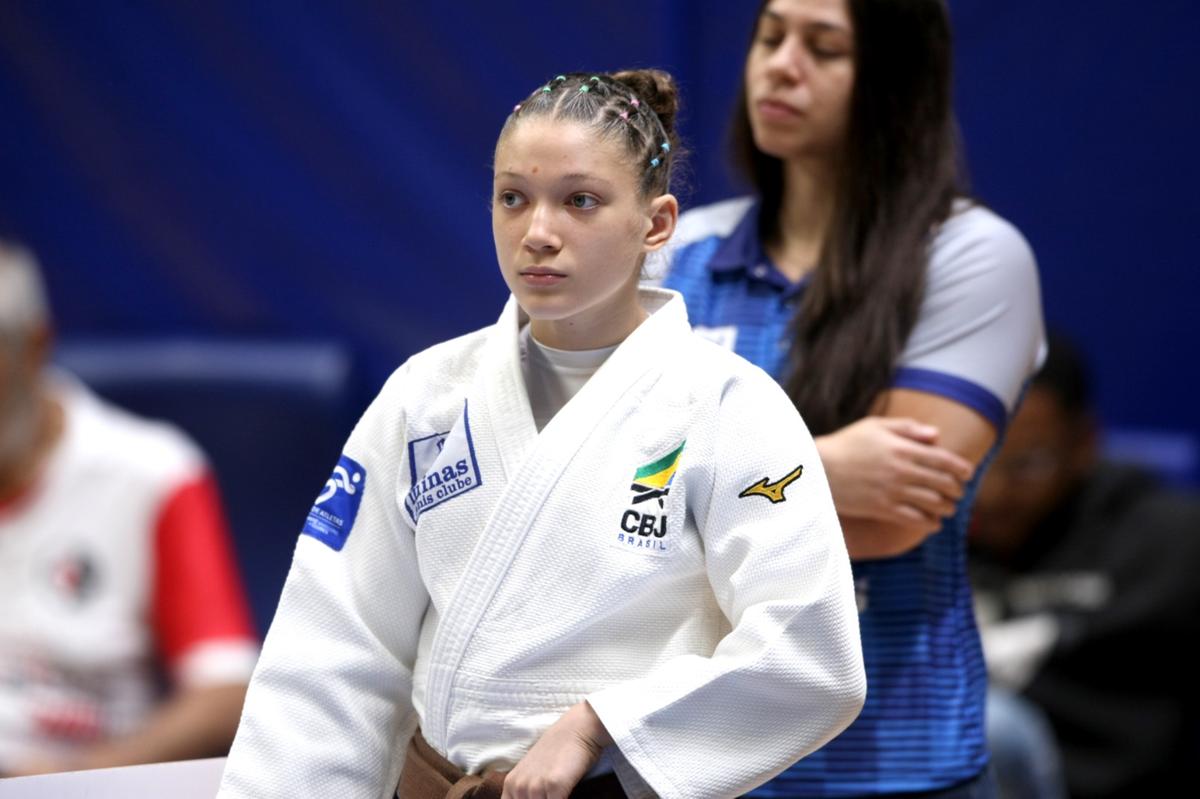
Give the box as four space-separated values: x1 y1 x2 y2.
0 378 258 769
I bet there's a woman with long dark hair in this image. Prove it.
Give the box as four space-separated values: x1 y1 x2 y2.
663 1 1044 796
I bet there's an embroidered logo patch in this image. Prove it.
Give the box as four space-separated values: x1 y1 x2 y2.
404 400 483 523
630 442 686 508
738 464 804 504
615 441 685 554
302 454 367 551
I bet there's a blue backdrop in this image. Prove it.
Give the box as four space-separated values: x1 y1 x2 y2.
2 1 1197 444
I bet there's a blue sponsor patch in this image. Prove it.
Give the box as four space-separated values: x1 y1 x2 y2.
302 454 367 551
404 400 482 523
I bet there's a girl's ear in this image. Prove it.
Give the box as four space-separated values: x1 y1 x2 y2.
643 194 679 252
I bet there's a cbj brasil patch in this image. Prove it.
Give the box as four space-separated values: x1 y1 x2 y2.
631 441 686 507
616 441 685 553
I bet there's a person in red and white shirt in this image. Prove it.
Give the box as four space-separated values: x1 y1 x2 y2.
0 242 259 776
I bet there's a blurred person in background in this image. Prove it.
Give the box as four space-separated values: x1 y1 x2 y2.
661 0 1044 795
0 242 258 776
971 333 1200 798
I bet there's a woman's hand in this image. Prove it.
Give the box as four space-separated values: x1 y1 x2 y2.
816 416 974 533
502 701 613 799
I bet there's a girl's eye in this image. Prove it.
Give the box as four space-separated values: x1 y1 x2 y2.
499 191 524 208
569 194 599 210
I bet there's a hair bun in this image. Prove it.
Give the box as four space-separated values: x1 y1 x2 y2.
611 69 680 147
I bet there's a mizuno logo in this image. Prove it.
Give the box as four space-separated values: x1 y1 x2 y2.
738 464 804 504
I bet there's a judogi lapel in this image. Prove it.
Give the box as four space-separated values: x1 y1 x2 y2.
421 289 687 752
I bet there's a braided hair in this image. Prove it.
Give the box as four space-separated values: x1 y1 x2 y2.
500 70 682 197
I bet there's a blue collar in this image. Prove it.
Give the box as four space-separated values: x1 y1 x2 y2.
706 199 809 297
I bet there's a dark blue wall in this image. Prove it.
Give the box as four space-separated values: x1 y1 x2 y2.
2 1 1196 443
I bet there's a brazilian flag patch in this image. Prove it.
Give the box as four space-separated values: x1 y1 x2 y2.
630 441 686 508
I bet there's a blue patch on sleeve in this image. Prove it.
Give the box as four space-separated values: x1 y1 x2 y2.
302 454 367 551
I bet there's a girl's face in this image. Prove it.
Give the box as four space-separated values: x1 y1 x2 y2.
492 118 676 350
744 0 856 162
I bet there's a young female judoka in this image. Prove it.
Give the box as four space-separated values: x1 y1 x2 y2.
218 69 866 799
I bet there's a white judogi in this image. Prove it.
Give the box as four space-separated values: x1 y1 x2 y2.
219 288 865 799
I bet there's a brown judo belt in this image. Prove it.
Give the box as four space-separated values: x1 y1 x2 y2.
396 730 627 799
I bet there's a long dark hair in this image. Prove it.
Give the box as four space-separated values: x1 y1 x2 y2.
731 0 963 434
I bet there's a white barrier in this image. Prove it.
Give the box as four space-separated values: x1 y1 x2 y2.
0 757 225 798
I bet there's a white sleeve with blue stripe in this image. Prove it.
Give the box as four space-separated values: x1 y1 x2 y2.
892 204 1046 431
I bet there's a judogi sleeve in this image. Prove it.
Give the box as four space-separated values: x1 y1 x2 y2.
218 364 426 799
588 366 866 799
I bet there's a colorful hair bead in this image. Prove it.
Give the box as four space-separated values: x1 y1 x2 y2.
579 85 590 93
630 98 640 108
650 157 661 168
619 111 629 120
661 142 671 153
554 75 567 82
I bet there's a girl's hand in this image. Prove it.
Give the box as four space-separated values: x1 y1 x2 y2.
502 701 613 799
817 417 974 533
